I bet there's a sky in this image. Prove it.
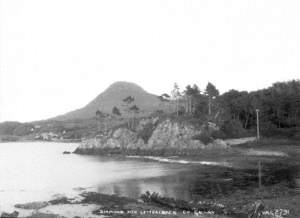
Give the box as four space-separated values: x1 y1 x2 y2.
0 0 300 122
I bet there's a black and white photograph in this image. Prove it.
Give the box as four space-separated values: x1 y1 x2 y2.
0 0 299 217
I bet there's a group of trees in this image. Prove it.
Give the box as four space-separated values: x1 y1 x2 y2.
219 81 300 134
94 80 300 138
160 80 300 138
122 96 140 129
159 82 220 119
95 96 140 133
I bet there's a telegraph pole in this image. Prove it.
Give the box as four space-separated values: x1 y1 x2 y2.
256 109 262 191
256 109 260 141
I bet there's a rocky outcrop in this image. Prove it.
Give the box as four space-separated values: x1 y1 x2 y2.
77 128 145 152
146 119 204 150
136 117 159 132
74 119 228 155
106 128 145 149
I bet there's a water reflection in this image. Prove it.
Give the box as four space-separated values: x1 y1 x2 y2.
97 162 300 201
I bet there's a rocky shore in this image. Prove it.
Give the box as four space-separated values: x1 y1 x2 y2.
2 187 298 218
74 118 228 156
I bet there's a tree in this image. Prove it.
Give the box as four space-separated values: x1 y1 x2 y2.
112 106 121 116
129 104 140 114
183 80 300 137
123 96 134 105
122 96 136 130
193 93 209 119
96 110 102 118
184 84 200 115
158 93 171 102
205 82 219 116
158 93 171 113
95 110 107 134
171 83 181 116
129 105 140 128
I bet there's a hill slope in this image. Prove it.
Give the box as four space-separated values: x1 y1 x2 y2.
52 81 167 121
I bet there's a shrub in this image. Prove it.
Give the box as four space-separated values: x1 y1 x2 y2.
0 122 21 135
292 128 300 140
260 121 278 137
140 191 192 211
221 119 248 138
13 123 34 136
211 130 227 139
137 122 155 143
261 122 300 138
192 132 213 145
0 135 20 142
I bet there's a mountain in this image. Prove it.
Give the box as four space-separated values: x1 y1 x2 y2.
52 81 168 121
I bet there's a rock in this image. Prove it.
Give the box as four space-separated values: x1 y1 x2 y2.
106 138 121 148
152 117 159 125
190 140 206 149
207 122 220 131
111 128 138 149
62 151 71 154
76 119 228 154
206 139 228 149
48 196 73 205
77 128 140 150
137 199 144 203
0 211 19 218
112 128 125 138
147 120 203 149
247 200 264 218
126 139 142 149
15 201 49 210
26 212 64 218
136 117 159 132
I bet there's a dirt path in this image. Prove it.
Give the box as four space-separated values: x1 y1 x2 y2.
225 137 256 146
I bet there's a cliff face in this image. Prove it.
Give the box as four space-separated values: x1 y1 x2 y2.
78 128 144 150
147 120 204 150
75 118 228 154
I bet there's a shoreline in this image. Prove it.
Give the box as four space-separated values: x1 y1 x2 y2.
0 139 81 144
3 188 299 218
0 140 299 218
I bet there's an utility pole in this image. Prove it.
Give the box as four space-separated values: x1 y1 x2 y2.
104 117 107 134
256 109 260 141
